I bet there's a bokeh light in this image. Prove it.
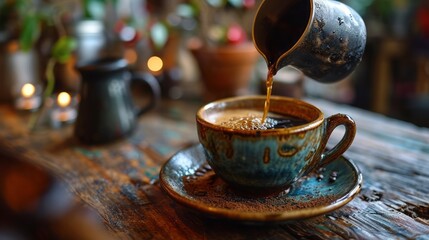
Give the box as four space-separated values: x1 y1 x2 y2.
21 84 36 98
147 56 164 72
57 92 71 108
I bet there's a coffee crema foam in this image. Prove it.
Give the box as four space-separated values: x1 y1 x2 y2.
220 116 278 130
207 109 308 131
209 109 281 131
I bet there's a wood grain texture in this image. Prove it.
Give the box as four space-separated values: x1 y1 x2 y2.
0 98 428 239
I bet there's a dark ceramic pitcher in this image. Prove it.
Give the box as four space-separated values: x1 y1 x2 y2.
74 57 161 145
253 0 367 83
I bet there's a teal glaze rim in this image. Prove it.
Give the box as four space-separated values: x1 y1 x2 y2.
159 144 363 223
196 95 324 136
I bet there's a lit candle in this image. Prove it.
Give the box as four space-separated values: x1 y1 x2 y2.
50 92 77 126
15 83 42 111
57 92 71 108
22 83 36 98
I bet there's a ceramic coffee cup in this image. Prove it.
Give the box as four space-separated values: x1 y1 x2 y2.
196 96 356 196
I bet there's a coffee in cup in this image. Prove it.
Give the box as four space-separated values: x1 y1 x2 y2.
208 109 308 131
196 96 356 196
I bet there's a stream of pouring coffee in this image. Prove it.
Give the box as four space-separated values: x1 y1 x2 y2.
257 1 308 124
261 65 276 123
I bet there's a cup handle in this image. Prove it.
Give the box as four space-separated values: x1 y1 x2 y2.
131 72 161 117
315 114 356 167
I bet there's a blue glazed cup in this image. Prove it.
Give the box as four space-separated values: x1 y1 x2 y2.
196 96 356 196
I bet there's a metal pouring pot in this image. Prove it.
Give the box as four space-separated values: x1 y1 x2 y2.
253 0 367 83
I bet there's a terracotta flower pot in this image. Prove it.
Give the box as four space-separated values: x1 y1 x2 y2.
189 39 260 101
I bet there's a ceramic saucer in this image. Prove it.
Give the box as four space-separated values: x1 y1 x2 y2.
159 144 362 222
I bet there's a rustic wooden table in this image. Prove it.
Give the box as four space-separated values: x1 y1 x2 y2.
0 97 428 239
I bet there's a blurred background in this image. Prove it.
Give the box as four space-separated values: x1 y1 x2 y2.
0 1 428 238
1 0 428 128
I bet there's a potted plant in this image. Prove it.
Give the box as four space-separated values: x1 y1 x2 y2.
188 0 262 101
0 0 41 103
0 0 79 130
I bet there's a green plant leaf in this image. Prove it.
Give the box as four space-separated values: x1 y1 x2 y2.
52 36 77 63
19 14 41 51
176 3 197 18
15 0 30 16
206 0 225 7
228 0 243 8
150 22 169 50
83 0 106 19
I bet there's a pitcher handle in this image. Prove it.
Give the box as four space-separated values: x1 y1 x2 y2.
316 114 356 167
131 72 161 117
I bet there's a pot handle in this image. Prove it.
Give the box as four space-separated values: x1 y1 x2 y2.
131 72 161 117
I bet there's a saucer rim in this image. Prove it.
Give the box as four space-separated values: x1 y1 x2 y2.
159 144 363 222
